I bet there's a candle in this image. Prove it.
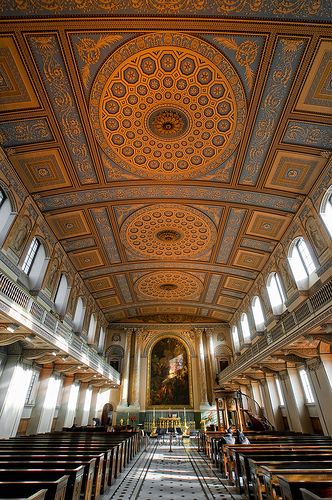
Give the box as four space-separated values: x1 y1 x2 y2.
153 407 155 420
184 407 186 418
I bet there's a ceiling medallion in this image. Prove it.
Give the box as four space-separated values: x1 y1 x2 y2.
90 32 246 179
135 271 203 300
120 204 217 259
148 107 189 139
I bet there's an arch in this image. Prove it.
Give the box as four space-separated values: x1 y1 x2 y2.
320 185 332 237
266 272 286 315
288 236 318 290
73 296 85 333
148 335 192 407
214 343 232 373
54 273 70 316
142 331 196 357
0 182 16 247
101 403 113 426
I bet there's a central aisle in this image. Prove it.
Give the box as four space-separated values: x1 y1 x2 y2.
104 439 243 500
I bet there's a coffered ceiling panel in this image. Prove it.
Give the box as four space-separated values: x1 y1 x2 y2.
0 3 330 324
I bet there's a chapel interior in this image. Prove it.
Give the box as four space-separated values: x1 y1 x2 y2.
0 1 331 499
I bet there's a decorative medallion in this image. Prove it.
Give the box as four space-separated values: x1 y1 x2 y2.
120 204 217 258
135 271 203 300
90 32 246 179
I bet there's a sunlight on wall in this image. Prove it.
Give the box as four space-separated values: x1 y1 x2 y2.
96 388 110 412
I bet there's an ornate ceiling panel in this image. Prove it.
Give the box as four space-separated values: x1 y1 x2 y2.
0 5 331 323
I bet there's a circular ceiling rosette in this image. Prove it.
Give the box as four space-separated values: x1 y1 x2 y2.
120 204 217 259
90 32 246 179
135 270 204 300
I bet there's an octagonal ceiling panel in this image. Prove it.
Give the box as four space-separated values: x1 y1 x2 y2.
90 32 246 180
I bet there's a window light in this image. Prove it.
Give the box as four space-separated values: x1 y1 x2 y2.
252 296 265 329
0 187 6 208
289 238 316 283
267 272 285 310
320 188 332 237
241 313 251 341
299 368 315 403
275 378 285 405
22 237 40 275
232 326 240 352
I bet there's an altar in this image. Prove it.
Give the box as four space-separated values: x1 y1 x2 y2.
159 417 181 429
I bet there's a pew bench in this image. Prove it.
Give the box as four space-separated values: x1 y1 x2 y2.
0 476 68 500
0 485 47 499
278 474 332 500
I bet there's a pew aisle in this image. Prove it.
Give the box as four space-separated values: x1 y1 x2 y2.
105 440 242 500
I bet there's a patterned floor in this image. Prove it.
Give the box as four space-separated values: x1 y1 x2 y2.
103 437 243 500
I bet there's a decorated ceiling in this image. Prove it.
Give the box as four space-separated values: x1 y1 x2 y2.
0 2 331 324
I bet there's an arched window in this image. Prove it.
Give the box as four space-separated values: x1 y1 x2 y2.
288 237 317 289
251 296 265 331
232 325 240 353
98 327 106 354
54 273 69 316
22 237 47 290
267 272 286 314
240 313 251 342
320 186 332 237
73 297 85 333
87 314 97 344
0 185 15 246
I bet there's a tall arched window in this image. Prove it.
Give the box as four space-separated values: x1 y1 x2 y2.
240 313 251 342
232 325 240 353
0 186 15 246
54 274 69 316
267 272 286 315
288 237 317 289
320 186 332 237
251 296 265 331
22 237 47 290
87 314 97 344
73 296 85 333
98 327 106 354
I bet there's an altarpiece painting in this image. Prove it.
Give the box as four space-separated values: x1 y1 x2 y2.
149 337 190 406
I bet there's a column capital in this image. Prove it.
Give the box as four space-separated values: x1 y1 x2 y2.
306 357 322 372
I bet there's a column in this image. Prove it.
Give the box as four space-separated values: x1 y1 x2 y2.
196 329 209 408
27 368 62 434
130 329 142 408
204 329 215 405
55 376 80 430
260 378 276 428
307 356 332 435
0 355 34 438
75 382 92 426
265 375 283 430
88 387 99 424
119 329 132 408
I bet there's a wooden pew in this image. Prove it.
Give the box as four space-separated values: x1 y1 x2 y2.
0 459 95 500
0 485 47 499
0 476 68 500
0 468 83 500
247 459 332 500
277 474 332 500
300 487 332 500
0 450 104 499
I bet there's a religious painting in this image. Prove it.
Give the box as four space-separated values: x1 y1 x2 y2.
149 337 190 406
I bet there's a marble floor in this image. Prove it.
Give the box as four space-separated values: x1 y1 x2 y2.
103 437 244 500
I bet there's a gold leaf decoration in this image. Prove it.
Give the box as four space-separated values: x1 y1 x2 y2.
77 34 123 87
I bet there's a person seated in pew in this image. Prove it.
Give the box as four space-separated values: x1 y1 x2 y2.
235 429 250 445
92 417 101 426
219 429 235 445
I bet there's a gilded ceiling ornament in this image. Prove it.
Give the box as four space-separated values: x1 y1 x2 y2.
77 35 123 87
216 0 262 13
135 270 203 300
120 204 217 259
214 37 257 89
131 0 205 13
90 32 246 179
